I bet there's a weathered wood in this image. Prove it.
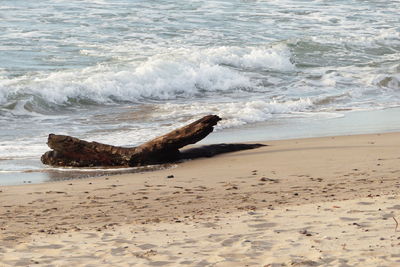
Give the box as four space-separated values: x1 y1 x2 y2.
128 114 221 166
42 115 220 167
41 114 265 168
41 135 134 167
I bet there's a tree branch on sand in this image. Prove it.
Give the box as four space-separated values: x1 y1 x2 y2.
41 115 265 167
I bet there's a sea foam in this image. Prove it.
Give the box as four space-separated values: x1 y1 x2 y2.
157 98 314 129
0 44 294 110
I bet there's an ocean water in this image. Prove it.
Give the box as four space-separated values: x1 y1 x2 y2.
1 0 400 185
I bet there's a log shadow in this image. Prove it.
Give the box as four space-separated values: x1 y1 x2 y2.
180 143 266 160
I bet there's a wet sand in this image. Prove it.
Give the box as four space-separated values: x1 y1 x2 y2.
1 132 400 266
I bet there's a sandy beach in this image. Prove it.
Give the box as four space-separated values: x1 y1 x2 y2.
1 132 400 266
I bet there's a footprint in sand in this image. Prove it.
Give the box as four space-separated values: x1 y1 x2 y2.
248 222 277 229
339 217 360 221
138 243 157 250
357 201 374 205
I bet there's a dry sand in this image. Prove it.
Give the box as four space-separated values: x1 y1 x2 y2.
1 132 400 266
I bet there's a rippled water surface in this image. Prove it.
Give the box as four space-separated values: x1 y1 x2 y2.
1 0 400 181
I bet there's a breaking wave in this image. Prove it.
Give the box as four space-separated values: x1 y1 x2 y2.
0 44 294 112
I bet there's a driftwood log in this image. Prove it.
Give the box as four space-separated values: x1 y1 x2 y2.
41 115 265 167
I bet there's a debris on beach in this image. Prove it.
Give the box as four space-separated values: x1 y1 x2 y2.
41 115 265 168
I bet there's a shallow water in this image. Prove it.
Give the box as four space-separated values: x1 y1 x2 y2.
1 0 399 184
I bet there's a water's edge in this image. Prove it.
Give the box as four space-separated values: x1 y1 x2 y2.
2 107 400 186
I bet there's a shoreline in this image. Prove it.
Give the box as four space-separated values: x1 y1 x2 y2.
2 106 400 186
205 106 400 144
1 131 400 266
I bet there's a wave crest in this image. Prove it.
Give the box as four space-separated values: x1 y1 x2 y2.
0 44 294 112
